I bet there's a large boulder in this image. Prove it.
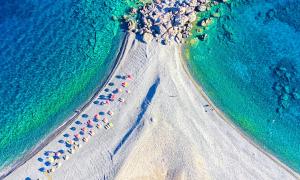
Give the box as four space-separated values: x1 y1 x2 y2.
188 12 197 22
142 33 153 43
127 19 136 31
196 5 207 12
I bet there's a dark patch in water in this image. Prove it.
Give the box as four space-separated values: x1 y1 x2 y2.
271 59 300 113
274 1 300 32
0 0 35 22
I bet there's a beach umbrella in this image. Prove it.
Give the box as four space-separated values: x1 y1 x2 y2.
94 114 100 120
66 140 72 146
63 155 69 160
67 149 73 154
127 74 133 80
37 157 43 162
119 98 125 102
105 122 113 129
96 124 101 129
79 130 85 135
56 152 61 157
117 88 122 93
89 130 95 136
39 167 45 172
87 120 93 127
73 141 78 146
74 134 80 139
107 110 114 116
45 161 51 167
103 118 108 123
104 124 110 130
122 82 128 87
82 137 89 142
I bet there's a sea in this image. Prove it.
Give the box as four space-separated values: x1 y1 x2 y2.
186 0 300 172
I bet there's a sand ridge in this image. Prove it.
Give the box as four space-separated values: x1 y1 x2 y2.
4 34 299 180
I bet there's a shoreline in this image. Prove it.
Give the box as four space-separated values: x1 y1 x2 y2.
178 47 300 179
0 33 130 179
3 33 300 179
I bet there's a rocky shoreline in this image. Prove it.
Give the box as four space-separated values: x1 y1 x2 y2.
122 0 228 44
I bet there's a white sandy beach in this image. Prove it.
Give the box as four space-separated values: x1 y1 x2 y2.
2 34 299 180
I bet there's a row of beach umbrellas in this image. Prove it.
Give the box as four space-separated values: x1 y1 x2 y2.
38 74 133 176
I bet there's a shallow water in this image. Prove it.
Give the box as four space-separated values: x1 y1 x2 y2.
0 0 134 170
187 0 300 172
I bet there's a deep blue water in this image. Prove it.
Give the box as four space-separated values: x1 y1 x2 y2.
187 0 300 172
0 0 132 170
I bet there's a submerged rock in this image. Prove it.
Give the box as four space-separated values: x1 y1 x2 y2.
197 33 208 41
281 100 290 109
212 12 220 18
273 83 281 91
281 93 289 101
292 92 300 100
279 66 287 71
285 72 292 81
111 15 118 21
284 85 290 93
276 107 283 114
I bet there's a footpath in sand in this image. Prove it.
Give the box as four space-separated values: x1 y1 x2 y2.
4 34 299 180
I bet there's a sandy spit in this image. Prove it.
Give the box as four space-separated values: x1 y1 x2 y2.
3 33 300 180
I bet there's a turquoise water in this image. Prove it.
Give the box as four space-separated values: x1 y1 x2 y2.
187 0 300 172
0 0 134 170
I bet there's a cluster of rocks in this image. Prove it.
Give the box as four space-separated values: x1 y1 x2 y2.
272 64 300 114
123 0 226 44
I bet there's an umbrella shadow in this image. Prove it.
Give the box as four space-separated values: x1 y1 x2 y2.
113 77 160 155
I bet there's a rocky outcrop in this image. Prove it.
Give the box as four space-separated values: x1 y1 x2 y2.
124 0 226 44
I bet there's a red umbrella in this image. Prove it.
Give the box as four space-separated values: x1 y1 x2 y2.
127 74 133 80
74 134 80 139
